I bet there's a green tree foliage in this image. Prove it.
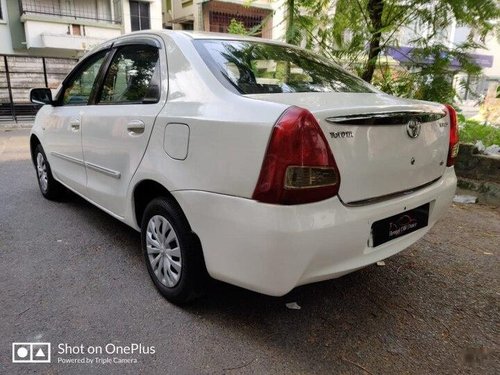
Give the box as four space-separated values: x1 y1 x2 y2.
372 42 483 103
227 19 248 35
458 114 500 146
227 15 273 37
284 0 500 102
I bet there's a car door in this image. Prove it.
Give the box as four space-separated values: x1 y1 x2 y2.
43 50 109 194
81 38 166 217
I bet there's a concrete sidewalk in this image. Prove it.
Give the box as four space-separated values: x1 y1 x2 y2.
0 120 34 129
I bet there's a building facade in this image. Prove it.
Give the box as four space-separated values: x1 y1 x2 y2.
0 0 162 58
0 0 162 121
452 25 500 102
390 10 499 102
163 0 286 40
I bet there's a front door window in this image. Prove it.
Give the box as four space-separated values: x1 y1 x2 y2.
61 51 107 105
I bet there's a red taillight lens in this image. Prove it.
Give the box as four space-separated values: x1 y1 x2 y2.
252 106 340 205
444 104 459 166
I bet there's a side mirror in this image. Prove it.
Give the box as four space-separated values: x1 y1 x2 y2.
30 88 53 105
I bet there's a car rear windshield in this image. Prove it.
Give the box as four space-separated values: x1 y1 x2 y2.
194 39 375 95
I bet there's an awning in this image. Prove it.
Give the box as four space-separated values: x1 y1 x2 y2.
386 46 494 69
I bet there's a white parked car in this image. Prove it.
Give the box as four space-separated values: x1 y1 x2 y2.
30 31 458 303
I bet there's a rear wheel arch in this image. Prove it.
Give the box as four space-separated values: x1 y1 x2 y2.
133 179 189 230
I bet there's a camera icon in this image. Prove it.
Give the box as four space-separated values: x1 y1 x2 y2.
12 343 51 363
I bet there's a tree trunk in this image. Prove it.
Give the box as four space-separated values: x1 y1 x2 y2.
285 0 295 82
285 0 295 44
361 0 384 83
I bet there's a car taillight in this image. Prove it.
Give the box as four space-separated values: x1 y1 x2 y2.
444 104 459 167
252 106 340 205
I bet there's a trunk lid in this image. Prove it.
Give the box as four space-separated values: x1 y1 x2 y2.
247 92 450 204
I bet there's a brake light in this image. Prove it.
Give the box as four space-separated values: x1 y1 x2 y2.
444 104 459 166
252 106 340 205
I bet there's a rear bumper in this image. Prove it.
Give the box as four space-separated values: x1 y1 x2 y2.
173 168 456 296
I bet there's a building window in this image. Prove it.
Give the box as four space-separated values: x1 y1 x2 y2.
19 0 119 24
71 24 85 36
130 1 151 31
181 22 194 31
0 2 3 20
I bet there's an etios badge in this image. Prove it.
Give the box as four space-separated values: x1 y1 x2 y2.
406 119 421 138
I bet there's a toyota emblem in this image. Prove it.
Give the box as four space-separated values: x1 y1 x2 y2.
406 119 421 138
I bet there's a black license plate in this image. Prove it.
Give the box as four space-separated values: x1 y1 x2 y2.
371 203 430 247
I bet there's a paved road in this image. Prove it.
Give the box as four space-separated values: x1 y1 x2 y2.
1 128 498 374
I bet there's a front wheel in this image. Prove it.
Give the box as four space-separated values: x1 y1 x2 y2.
141 197 207 304
34 144 64 200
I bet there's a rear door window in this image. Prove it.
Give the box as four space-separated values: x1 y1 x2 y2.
98 45 160 104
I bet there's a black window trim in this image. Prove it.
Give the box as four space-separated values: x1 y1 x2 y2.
92 43 162 106
89 47 118 105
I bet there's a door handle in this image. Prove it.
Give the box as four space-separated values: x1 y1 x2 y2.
69 119 80 131
127 120 145 135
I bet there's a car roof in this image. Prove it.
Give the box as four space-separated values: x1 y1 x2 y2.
157 29 291 47
82 30 294 61
174 30 271 41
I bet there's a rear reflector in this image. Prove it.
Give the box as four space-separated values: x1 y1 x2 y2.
285 166 338 189
252 106 340 205
444 104 459 167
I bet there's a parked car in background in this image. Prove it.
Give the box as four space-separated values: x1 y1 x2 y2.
29 30 458 304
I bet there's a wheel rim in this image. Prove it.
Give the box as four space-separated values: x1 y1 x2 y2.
36 153 48 192
146 215 182 287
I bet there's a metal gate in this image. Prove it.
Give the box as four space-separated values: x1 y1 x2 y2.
0 55 77 122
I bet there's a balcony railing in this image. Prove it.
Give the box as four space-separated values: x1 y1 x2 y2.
19 0 122 24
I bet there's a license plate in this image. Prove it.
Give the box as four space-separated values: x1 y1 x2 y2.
371 203 430 247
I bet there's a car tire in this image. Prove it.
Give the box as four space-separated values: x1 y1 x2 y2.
34 144 64 200
141 197 207 304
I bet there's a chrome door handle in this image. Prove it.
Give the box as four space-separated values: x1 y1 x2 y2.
69 119 80 131
127 120 145 135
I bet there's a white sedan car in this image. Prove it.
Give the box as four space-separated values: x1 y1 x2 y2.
29 31 458 303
